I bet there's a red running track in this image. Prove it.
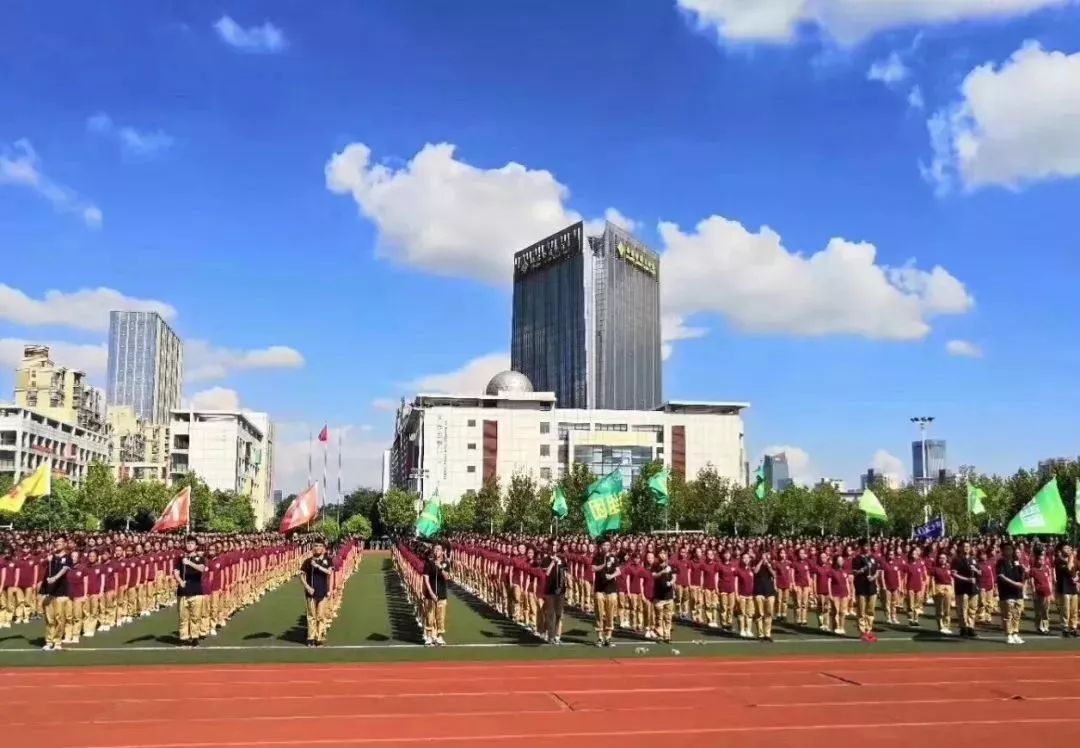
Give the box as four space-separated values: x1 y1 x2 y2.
3 653 1080 747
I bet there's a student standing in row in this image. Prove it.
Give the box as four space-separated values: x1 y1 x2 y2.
1055 543 1079 638
41 536 73 651
300 539 334 647
174 537 207 647
423 544 450 646
996 542 1026 645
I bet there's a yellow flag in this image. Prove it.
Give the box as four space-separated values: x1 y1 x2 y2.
0 463 51 514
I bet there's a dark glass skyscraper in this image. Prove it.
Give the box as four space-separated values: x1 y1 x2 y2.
912 439 947 484
106 311 183 423
511 221 662 410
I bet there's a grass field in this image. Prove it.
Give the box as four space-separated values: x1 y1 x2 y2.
1 551 1076 667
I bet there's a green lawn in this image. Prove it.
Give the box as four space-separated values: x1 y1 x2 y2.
1 553 1076 668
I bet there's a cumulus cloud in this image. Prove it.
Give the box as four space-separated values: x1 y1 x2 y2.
0 139 102 228
661 314 708 361
273 423 386 495
187 386 241 410
676 0 1071 45
213 16 287 53
867 52 910 85
370 398 399 412
762 445 815 486
659 215 974 342
0 285 176 333
0 339 107 378
407 353 511 395
326 141 631 285
923 42 1080 193
87 112 174 158
945 339 983 358
907 85 926 110
185 340 305 382
584 207 641 236
871 449 906 486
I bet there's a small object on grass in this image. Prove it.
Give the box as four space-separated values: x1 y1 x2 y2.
671 648 681 656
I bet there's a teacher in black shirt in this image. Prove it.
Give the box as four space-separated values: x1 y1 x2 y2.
173 537 207 647
300 539 334 647
996 543 1027 645
42 536 74 651
422 544 451 646
1055 543 1078 638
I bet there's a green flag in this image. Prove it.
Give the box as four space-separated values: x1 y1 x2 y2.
1007 478 1067 536
753 465 766 501
583 470 623 538
648 468 670 508
858 488 888 521
415 499 442 538
967 484 987 516
550 486 568 519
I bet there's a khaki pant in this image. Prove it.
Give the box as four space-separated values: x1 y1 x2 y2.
0 587 12 626
832 597 849 633
11 588 31 624
935 587 955 631
856 595 876 633
1034 595 1052 633
629 593 645 630
754 595 775 638
1000 598 1023 636
816 593 831 629
510 585 523 624
676 586 691 619
544 594 564 639
702 589 718 626
83 594 101 637
178 595 206 641
103 589 119 627
794 586 811 624
654 599 673 640
690 586 704 623
424 598 447 639
978 589 996 623
956 593 978 630
43 595 70 647
718 592 736 628
618 592 631 627
65 597 86 641
594 592 617 640
776 588 790 620
737 596 754 635
907 589 925 624
1058 594 1079 632
306 596 329 642
882 589 902 623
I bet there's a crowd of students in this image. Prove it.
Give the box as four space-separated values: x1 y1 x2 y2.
0 529 360 650
408 533 1079 647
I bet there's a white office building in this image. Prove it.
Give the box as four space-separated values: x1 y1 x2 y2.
388 371 748 503
168 409 275 528
0 405 110 486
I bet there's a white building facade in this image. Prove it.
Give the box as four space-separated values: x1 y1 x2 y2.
0 406 110 486
388 372 747 503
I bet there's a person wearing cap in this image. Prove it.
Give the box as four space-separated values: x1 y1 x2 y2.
300 538 334 647
173 536 207 647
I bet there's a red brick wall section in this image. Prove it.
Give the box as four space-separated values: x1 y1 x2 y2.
671 425 686 479
483 420 498 482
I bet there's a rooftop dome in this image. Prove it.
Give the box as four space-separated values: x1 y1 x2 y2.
485 370 534 396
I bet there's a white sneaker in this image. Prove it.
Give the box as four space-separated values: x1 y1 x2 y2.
41 643 55 651
435 636 446 646
209 629 217 636
423 635 432 646
1014 635 1025 644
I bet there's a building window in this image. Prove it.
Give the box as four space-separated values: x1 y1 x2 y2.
540 422 550 434
557 422 590 439
595 423 628 432
467 443 477 450
467 419 476 427
540 444 550 457
540 467 551 480
467 465 476 474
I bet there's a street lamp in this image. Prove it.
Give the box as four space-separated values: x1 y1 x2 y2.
910 416 935 495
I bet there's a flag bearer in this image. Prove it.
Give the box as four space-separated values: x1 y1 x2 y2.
301 539 334 647
173 537 207 647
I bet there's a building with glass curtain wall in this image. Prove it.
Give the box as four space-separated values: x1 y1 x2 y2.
511 221 662 411
106 311 183 424
912 439 948 486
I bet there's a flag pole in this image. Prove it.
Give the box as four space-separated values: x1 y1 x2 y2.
307 427 312 487
322 428 328 512
337 429 343 526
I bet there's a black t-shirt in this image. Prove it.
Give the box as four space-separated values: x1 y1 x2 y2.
753 565 776 597
424 558 448 600
653 563 674 601
996 558 1025 600
593 553 619 594
952 557 978 596
544 555 567 596
42 553 73 596
851 555 878 597
1055 560 1078 595
175 554 206 597
301 555 334 600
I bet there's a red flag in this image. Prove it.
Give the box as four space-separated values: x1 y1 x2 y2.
318 425 329 443
152 487 191 533
280 484 319 533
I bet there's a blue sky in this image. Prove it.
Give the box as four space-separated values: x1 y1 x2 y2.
2 0 1079 493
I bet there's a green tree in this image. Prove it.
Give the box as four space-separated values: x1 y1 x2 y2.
378 488 418 533
312 517 342 543
443 491 477 533
623 461 665 533
80 461 116 524
474 476 504 534
503 472 548 534
556 463 595 534
341 488 384 535
342 514 373 539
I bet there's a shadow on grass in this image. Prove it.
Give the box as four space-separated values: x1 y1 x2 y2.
381 559 423 644
278 616 308 644
447 586 542 645
243 632 274 641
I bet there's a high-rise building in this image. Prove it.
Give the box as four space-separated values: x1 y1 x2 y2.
511 221 662 411
763 452 793 490
14 345 106 433
1037 457 1074 478
106 311 183 424
912 439 947 486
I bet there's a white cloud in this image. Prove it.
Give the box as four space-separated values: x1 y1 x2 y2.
871 449 905 485
213 16 287 53
0 284 176 333
584 207 641 236
868 52 910 85
326 141 630 285
907 85 926 110
676 0 1070 45
659 215 973 342
370 398 399 412
945 339 983 358
187 386 241 410
762 445 815 486
0 139 103 228
661 314 708 361
408 352 511 395
923 42 1080 193
87 112 174 158
185 340 305 382
0 339 107 378
273 423 386 496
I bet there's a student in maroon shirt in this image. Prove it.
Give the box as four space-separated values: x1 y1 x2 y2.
791 548 812 626
828 556 850 636
931 551 955 635
64 558 91 644
734 553 755 639
701 549 720 629
811 552 833 632
717 550 738 631
774 548 792 623
905 549 928 626
672 548 692 621
1030 548 1053 635
881 549 904 625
